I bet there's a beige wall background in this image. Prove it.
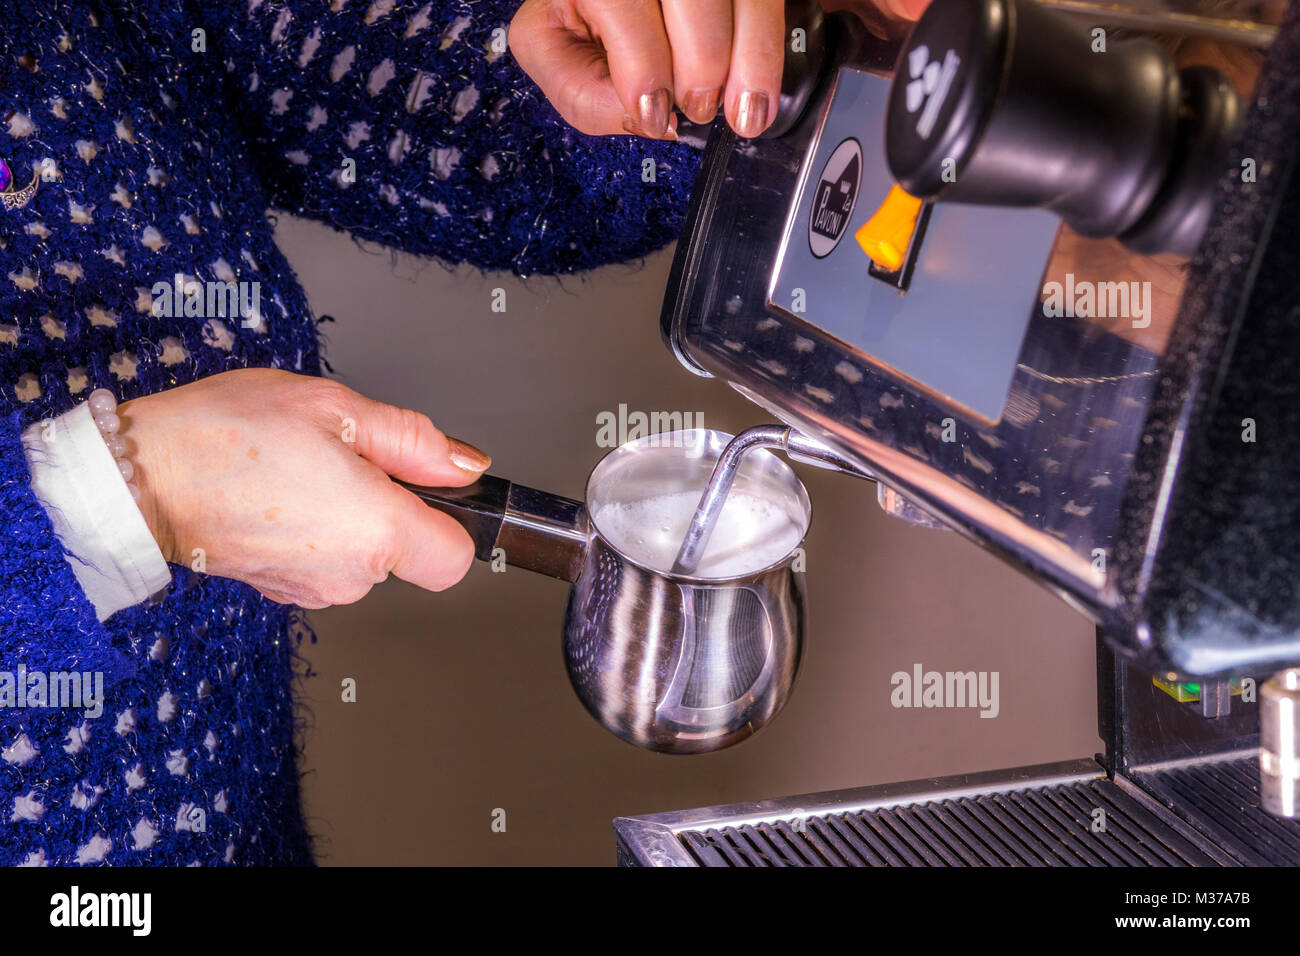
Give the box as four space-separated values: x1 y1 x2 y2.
273 215 1099 866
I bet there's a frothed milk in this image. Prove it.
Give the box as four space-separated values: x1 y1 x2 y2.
592 490 804 578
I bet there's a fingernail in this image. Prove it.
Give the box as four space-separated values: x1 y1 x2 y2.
735 90 770 139
680 87 722 125
627 87 672 139
448 437 491 473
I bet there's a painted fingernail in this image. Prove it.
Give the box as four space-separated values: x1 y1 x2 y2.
627 87 672 138
448 437 491 473
735 90 770 139
680 87 722 125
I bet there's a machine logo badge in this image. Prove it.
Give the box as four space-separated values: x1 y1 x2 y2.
808 137 861 258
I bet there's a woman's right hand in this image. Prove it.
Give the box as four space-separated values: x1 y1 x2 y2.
119 368 489 608
508 0 931 141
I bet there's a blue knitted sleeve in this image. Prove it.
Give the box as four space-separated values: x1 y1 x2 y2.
0 411 134 685
199 0 702 275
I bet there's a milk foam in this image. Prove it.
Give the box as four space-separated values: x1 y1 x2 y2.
593 490 804 578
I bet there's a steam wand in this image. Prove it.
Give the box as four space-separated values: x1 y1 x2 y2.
671 425 869 576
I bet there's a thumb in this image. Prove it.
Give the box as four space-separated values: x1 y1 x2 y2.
385 484 478 593
343 392 490 487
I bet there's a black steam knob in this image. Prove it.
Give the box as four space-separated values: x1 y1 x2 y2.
884 0 1241 256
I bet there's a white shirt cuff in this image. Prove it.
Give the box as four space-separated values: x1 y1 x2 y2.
21 402 171 620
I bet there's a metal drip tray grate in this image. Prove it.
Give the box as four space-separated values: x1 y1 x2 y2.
678 779 1216 866
614 758 1237 867
1134 754 1300 865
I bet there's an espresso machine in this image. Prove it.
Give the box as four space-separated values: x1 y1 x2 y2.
604 0 1300 866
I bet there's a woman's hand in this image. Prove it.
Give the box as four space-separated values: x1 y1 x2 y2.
509 0 931 141
119 369 489 608
822 0 931 27
510 0 787 139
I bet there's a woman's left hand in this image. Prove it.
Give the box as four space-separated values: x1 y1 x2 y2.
509 0 786 140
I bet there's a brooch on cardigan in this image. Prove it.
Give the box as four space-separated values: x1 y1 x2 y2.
0 158 39 210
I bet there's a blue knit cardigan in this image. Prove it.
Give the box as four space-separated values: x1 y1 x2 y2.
0 0 698 865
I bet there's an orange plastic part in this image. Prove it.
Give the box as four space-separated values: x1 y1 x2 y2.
855 184 924 272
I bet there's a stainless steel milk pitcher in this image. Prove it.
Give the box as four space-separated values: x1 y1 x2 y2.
402 429 812 754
